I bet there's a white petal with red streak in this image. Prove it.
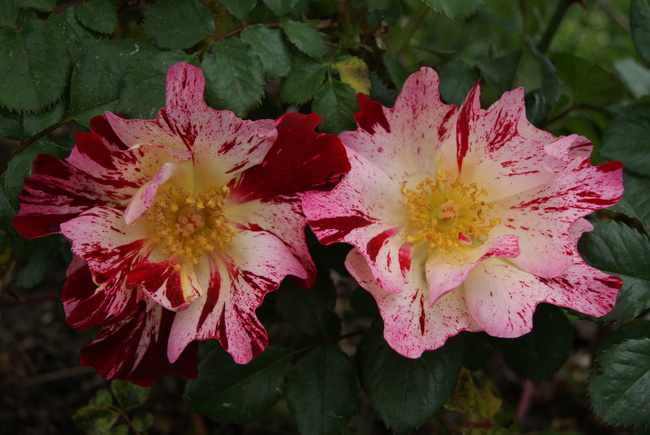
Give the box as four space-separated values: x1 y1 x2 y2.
340 68 456 184
227 198 315 288
303 147 411 293
60 207 151 284
490 155 623 278
424 234 519 307
453 87 560 202
347 249 480 357
124 161 185 224
105 64 277 186
168 230 307 364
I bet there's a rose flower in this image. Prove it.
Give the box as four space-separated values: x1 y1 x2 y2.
302 67 623 358
14 62 349 385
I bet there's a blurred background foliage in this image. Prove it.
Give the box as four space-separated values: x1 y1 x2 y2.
1 0 650 434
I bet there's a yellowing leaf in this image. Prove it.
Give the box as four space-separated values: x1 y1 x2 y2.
332 56 370 95
444 367 503 424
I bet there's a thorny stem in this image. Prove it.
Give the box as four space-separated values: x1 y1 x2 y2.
537 0 580 53
387 2 430 56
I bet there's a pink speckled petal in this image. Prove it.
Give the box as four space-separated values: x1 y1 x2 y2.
465 218 620 337
339 67 456 184
492 156 623 278
347 249 480 358
425 234 519 307
303 147 411 293
227 198 316 289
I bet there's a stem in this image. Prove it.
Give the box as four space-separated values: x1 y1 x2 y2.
0 116 73 175
387 2 430 56
537 0 576 53
112 406 141 435
516 379 535 422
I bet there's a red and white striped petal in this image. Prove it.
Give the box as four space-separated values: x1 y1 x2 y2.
231 112 350 204
340 68 456 184
62 259 136 331
168 230 307 364
303 147 411 293
424 234 519 307
80 299 198 386
347 249 480 358
105 63 278 187
227 198 316 289
453 87 560 202
60 207 151 284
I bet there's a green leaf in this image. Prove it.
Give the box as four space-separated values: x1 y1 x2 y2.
286 344 357 435
420 0 485 20
89 389 114 408
48 8 101 62
594 321 650 360
72 406 120 435
500 304 573 381
0 0 18 26
14 235 60 288
578 219 650 322
614 58 650 99
117 51 194 120
69 38 159 123
280 20 325 58
356 322 462 434
382 52 409 89
143 0 214 50
459 331 496 372
589 338 650 428
0 98 66 141
477 51 521 96
601 99 650 177
552 52 625 106
312 79 358 134
367 0 401 28
184 345 291 423
437 58 479 106
110 380 150 410
108 425 129 435
276 275 340 338
131 412 154 432
610 173 650 232
75 0 117 34
219 0 257 19
280 56 326 104
262 0 297 16
240 25 292 79
202 38 265 117
522 41 561 126
632 0 650 63
0 19 70 112
16 0 54 12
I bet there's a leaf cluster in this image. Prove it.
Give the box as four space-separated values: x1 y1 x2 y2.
2 0 650 433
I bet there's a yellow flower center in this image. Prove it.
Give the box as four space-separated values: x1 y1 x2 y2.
402 172 500 250
146 185 236 267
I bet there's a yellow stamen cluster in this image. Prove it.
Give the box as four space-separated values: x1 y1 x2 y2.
147 185 236 267
402 172 500 250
